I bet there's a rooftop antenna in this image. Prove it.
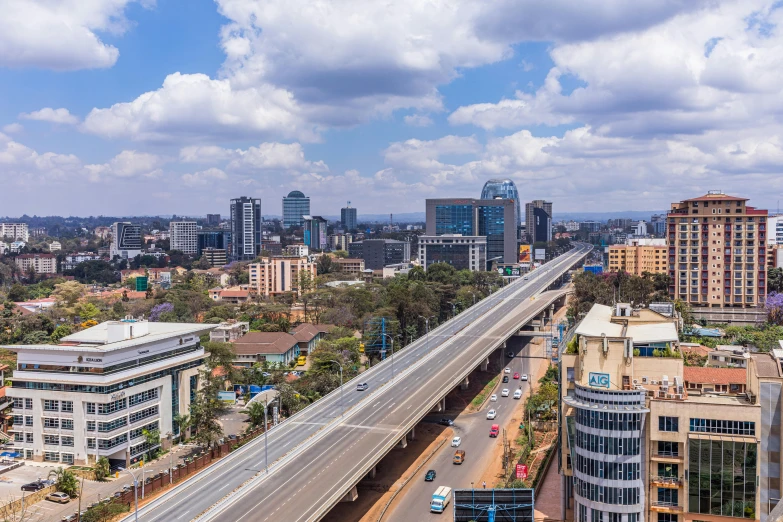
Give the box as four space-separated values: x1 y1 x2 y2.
390 213 393 226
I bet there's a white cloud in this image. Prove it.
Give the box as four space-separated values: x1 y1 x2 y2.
226 142 328 173
84 150 166 181
0 132 82 182
20 108 79 125
2 123 22 134
181 168 228 186
0 0 153 70
383 135 482 171
404 114 434 127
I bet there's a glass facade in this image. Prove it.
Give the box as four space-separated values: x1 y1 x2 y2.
480 178 521 226
689 418 755 436
282 191 310 229
435 204 474 236
477 205 507 263
688 439 757 518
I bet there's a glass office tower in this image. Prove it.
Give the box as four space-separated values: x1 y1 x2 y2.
481 178 521 226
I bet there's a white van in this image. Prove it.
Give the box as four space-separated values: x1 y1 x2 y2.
513 389 522 399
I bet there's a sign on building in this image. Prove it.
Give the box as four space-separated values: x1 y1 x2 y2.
518 245 531 263
588 372 610 388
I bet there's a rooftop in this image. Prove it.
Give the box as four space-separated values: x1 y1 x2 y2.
233 332 299 355
752 353 782 378
683 366 746 385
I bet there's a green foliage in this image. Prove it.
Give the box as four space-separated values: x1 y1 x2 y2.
50 324 73 343
565 336 578 355
240 401 266 427
48 467 80 498
94 456 111 481
769 267 783 294
189 342 236 447
79 500 130 522
568 271 670 318
66 260 119 285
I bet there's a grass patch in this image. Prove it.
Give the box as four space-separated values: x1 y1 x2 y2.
470 377 498 409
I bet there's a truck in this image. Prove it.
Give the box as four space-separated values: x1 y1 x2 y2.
430 486 452 513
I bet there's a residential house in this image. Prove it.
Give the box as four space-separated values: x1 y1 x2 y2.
291 323 334 355
210 321 250 343
232 332 300 367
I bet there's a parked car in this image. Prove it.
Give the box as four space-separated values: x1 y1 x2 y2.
513 372 520 380
61 515 78 522
21 481 47 492
356 382 368 391
502 375 509 383
424 469 436 481
438 418 454 426
46 492 70 504
451 436 462 447
486 409 497 420
490 394 498 402
521 374 528 381
501 389 509 397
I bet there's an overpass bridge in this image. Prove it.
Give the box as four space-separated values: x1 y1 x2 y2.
125 244 591 522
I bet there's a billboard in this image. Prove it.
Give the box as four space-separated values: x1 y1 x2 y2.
498 266 521 277
135 276 148 292
534 249 545 261
584 265 603 274
217 391 236 403
518 245 531 263
515 464 528 479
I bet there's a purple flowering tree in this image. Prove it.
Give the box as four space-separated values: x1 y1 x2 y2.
149 303 174 322
765 292 783 325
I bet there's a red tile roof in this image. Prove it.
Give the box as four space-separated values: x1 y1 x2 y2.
683 366 746 385
220 290 250 298
681 194 747 202
233 332 298 355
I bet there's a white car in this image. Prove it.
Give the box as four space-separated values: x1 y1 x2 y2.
513 389 523 399
486 409 497 420
521 374 528 381
490 394 498 402
501 388 510 397
451 436 462 447
504 367 511 374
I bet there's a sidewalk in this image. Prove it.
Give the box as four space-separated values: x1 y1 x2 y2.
27 444 200 522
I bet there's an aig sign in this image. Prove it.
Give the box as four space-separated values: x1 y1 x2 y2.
588 372 610 388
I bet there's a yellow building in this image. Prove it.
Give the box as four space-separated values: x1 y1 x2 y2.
560 303 765 522
667 191 768 308
608 240 668 275
248 257 317 297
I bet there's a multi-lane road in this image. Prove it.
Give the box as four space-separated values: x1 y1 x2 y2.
125 243 590 522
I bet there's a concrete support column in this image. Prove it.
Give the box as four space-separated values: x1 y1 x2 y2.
398 437 408 449
367 466 377 479
440 397 446 411
460 376 469 390
340 485 359 502
480 357 489 372
408 426 416 441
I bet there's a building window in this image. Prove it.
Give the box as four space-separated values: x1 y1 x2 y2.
659 416 679 432
25 398 32 409
25 433 33 443
98 398 127 415
24 416 33 427
44 435 59 446
61 436 74 447
86 403 96 414
12 398 23 409
129 388 159 407
61 453 74 465
98 417 128 433
61 401 73 413
43 400 59 412
86 421 96 432
13 433 23 443
61 419 74 430
578 504 587 522
87 438 96 449
688 438 756 517
689 418 755 435
657 441 678 457
44 452 59 462
658 488 678 506
43 418 59 429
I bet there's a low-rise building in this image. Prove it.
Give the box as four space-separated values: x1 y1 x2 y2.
683 366 747 394
209 321 250 343
3 319 213 466
329 234 352 251
706 346 750 368
62 252 103 271
290 323 334 355
201 247 227 267
15 253 57 274
232 332 300 367
49 241 62 252
348 239 411 270
332 257 365 276
284 244 309 257
208 286 252 304
10 241 26 253
418 234 486 272
608 238 667 275
248 257 317 297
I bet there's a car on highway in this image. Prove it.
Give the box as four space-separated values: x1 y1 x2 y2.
507 352 514 358
486 409 497 420
513 389 523 399
489 424 499 437
424 470 436 481
523 276 529 280
501 388 509 397
453 450 466 464
438 418 454 426
356 382 368 391
490 394 498 402
451 436 462 447
504 367 511 373
46 492 70 504
513 372 520 380
502 375 509 383
521 374 528 381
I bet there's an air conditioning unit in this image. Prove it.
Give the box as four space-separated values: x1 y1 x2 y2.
667 394 676 400
633 379 639 385
675 394 683 400
651 380 658 385
662 375 669 386
641 376 649 384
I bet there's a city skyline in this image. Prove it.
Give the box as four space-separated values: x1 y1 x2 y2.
2 1 783 215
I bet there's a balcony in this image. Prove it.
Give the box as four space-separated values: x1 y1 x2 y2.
651 476 683 488
651 502 683 513
652 451 683 462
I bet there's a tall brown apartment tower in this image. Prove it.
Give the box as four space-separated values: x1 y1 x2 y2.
667 191 768 308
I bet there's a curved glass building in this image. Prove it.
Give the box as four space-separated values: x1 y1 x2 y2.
481 179 521 226
282 190 311 229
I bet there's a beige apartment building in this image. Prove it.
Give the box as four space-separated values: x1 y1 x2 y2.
667 191 768 308
560 303 771 522
14 253 56 274
608 239 668 275
332 257 365 276
248 257 317 297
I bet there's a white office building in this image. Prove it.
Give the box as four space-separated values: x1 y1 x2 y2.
110 222 142 260
62 252 103 271
4 320 214 467
418 235 487 272
169 221 199 255
0 223 29 242
769 215 783 245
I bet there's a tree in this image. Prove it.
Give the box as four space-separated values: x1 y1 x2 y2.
196 255 211 270
769 268 783 294
51 281 85 313
332 250 349 258
766 293 783 326
7 283 28 302
189 342 236 447
94 456 111 481
316 255 334 275
75 302 100 321
50 324 73 343
173 413 191 440
48 467 79 498
240 401 266 427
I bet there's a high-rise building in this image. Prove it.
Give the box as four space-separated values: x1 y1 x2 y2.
418 235 486 272
0 223 29 242
525 200 553 243
425 198 516 265
197 230 228 256
229 197 262 261
282 191 311 229
481 179 521 226
651 214 667 237
560 302 766 522
110 222 142 259
667 191 768 308
14 253 57 274
348 239 411 270
608 238 667 275
532 207 552 243
303 215 328 251
249 257 317 296
206 214 221 227
329 233 352 251
768 215 783 245
341 203 358 231
169 221 198 255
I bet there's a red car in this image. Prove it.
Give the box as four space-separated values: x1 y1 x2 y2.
489 424 499 437
513 372 520 379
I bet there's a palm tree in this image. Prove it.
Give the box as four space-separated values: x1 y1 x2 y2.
48 467 79 498
173 413 191 441
240 401 266 427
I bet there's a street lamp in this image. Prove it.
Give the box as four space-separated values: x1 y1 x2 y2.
118 467 140 522
418 315 436 354
166 432 174 485
379 333 396 381
326 360 344 417
261 395 280 473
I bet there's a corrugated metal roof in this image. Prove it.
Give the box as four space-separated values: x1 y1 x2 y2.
575 304 624 338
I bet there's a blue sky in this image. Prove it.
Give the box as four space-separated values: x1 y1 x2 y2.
2 0 783 218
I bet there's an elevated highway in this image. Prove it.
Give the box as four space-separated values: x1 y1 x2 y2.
126 244 591 522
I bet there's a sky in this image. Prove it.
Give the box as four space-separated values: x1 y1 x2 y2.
2 0 783 218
